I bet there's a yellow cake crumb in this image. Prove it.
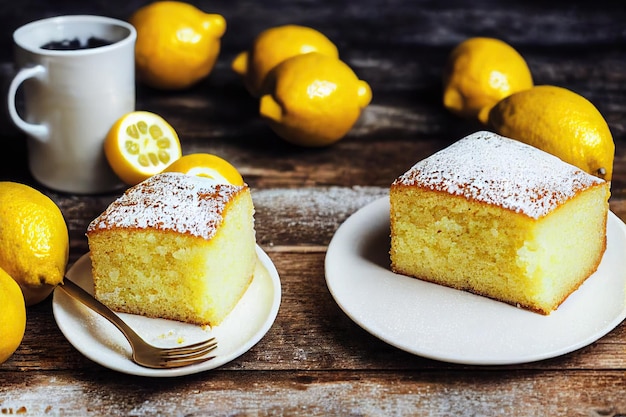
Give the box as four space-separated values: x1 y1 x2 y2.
390 131 610 314
87 173 257 326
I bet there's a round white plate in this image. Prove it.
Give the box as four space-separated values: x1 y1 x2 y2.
325 197 626 365
53 245 281 377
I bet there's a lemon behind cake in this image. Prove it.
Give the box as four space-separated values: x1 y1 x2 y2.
390 131 610 315
87 172 257 326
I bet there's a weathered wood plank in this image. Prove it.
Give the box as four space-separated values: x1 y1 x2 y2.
1 370 625 417
5 252 625 374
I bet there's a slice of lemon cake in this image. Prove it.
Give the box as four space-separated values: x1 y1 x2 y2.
87 172 256 326
390 131 610 315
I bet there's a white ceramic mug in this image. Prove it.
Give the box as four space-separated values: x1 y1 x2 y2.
8 15 136 194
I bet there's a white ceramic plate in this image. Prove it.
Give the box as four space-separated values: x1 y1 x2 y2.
53 245 281 377
325 197 626 365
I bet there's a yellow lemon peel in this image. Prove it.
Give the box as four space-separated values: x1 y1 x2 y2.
131 1 226 90
0 182 69 306
488 85 614 180
232 24 339 97
0 266 26 364
164 153 245 185
443 37 533 124
259 53 371 147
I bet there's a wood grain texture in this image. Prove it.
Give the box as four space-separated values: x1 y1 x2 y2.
5 252 625 374
1 371 626 417
0 0 625 415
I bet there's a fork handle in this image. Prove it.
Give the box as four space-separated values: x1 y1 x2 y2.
59 277 146 347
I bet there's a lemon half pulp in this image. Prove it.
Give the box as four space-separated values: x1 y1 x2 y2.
105 111 182 185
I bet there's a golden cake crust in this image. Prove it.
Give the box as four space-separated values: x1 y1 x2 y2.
87 172 247 240
392 131 605 219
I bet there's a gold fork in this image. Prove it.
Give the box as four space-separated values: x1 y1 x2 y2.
58 278 218 369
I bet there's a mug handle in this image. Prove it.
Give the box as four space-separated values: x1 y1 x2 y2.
7 65 49 142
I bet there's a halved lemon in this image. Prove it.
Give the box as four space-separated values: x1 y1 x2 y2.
104 111 182 185
163 153 244 185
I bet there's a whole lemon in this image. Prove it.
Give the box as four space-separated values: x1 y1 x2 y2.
130 1 226 90
232 24 339 97
443 37 534 124
0 266 26 365
0 182 69 305
488 85 614 181
259 53 372 147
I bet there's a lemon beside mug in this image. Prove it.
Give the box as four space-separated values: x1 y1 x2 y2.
7 15 136 194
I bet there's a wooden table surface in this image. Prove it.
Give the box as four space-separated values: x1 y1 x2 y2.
1 1 625 415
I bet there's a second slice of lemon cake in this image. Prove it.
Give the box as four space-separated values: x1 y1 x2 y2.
390 131 610 314
87 172 257 326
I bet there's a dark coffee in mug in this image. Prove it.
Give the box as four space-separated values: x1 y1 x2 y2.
41 36 112 50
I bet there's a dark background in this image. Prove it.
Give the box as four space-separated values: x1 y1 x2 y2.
1 0 624 189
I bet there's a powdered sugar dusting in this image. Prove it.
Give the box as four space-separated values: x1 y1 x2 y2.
393 131 605 219
87 172 246 240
